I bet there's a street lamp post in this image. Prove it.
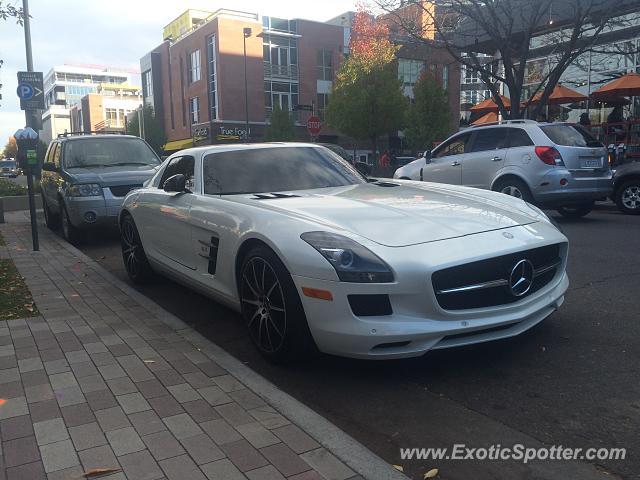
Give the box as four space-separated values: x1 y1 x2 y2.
243 27 252 142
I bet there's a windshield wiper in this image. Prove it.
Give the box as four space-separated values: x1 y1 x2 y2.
105 162 154 166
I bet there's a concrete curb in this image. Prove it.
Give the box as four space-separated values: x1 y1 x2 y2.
50 232 409 480
0 193 42 214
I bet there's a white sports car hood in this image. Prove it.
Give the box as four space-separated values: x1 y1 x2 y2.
233 182 541 247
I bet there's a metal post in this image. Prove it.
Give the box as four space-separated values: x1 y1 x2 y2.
243 28 252 142
22 0 39 251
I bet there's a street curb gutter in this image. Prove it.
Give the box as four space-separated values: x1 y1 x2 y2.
52 235 409 480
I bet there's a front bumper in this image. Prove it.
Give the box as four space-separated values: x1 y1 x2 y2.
64 188 125 229
533 169 613 206
292 224 569 360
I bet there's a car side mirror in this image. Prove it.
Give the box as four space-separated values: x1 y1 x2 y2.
163 174 187 193
42 162 58 172
424 150 432 164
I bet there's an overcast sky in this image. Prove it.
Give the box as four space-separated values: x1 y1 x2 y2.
0 0 358 145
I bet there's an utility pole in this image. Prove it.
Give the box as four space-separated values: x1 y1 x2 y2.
22 0 39 251
243 27 252 142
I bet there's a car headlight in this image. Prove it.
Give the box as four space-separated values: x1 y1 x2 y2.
67 184 103 197
301 231 394 283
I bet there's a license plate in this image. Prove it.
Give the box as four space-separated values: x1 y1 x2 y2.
581 158 601 168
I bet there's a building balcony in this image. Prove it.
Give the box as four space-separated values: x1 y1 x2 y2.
94 119 126 132
264 62 299 80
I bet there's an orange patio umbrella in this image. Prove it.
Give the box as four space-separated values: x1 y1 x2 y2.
591 71 640 99
469 95 511 113
471 111 498 125
526 83 588 105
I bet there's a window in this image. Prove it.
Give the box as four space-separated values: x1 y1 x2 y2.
189 97 200 124
507 128 534 148
317 93 329 120
442 65 449 90
202 147 363 195
106 108 118 124
317 50 333 80
469 128 507 152
398 59 424 86
265 81 298 111
462 65 480 84
263 35 298 67
159 155 195 190
207 35 218 120
143 70 153 98
434 133 471 157
189 50 201 83
541 125 602 147
51 143 61 167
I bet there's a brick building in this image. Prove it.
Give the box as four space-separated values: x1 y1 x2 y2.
141 8 460 156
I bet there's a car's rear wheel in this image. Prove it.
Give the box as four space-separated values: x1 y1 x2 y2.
239 245 316 362
120 214 154 284
615 179 640 215
60 202 82 244
493 178 534 203
556 202 594 218
42 196 60 230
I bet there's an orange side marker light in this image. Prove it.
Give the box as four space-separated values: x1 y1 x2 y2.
301 287 333 301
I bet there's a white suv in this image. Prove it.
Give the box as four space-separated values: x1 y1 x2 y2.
393 120 613 218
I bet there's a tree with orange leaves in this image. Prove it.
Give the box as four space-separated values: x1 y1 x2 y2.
327 4 407 164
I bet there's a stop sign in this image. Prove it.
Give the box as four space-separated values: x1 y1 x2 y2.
306 116 322 136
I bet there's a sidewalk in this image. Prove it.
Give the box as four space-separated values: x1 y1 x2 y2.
0 217 407 480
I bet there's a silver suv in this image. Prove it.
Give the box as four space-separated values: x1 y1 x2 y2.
40 134 161 243
393 120 613 218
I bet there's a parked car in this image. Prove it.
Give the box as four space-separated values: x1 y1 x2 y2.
612 161 640 215
393 120 613 218
119 143 568 362
319 143 353 164
40 134 161 243
0 159 19 178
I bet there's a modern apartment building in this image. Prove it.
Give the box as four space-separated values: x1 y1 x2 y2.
40 65 138 142
69 83 142 134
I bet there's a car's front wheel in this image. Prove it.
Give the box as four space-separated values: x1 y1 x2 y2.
556 202 594 218
60 202 82 244
615 179 640 215
239 245 316 362
120 214 154 284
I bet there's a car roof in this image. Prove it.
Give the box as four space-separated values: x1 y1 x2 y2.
174 142 327 157
58 134 141 142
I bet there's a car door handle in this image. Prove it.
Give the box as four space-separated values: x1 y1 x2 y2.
451 161 461 166
492 156 503 162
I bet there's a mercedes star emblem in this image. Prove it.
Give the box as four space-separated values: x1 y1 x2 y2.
509 259 535 297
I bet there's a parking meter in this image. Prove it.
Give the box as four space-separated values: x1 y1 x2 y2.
14 127 40 250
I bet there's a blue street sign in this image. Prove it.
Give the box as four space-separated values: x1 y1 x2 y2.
17 83 34 100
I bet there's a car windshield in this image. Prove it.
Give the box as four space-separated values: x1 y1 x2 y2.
541 124 603 148
0 160 16 168
202 146 365 195
64 137 161 168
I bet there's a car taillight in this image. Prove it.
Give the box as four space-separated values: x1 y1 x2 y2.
535 146 564 166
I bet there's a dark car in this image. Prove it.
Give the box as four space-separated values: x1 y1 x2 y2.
612 162 640 215
40 134 161 243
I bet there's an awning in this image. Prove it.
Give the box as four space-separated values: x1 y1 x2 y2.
163 138 194 151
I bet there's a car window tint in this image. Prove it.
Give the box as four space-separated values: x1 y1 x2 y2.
159 156 195 188
469 128 507 152
202 147 364 195
507 128 534 147
52 143 61 167
541 124 603 147
434 133 470 158
64 138 160 168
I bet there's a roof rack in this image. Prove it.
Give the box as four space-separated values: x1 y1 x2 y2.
57 131 124 138
470 119 538 128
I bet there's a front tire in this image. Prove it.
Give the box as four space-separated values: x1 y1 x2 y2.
120 214 154 284
615 179 640 215
556 202 594 218
493 178 534 203
239 246 316 362
60 202 82 244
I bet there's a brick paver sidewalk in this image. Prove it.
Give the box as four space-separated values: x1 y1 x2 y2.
1 219 405 480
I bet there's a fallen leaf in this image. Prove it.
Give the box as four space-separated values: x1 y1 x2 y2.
82 467 121 478
393 465 404 472
0 398 6 406
424 468 439 478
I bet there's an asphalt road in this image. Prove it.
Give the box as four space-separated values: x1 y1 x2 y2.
73 207 639 480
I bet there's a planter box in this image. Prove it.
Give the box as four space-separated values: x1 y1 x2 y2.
0 194 42 222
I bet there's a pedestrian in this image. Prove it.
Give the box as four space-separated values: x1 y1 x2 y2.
579 112 591 126
379 150 391 168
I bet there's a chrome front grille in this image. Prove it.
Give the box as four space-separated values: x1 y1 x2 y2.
432 243 563 311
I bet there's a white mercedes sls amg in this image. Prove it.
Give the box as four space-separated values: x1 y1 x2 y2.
119 143 569 361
